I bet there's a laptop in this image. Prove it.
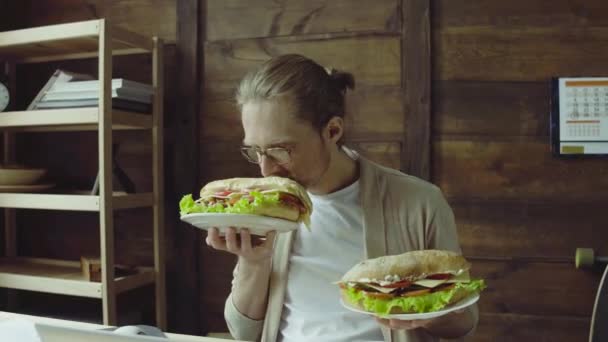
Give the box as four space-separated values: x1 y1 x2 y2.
0 319 168 342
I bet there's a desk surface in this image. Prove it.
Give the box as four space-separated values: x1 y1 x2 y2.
0 311 235 342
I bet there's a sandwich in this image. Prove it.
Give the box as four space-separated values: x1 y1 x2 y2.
179 176 312 226
338 250 486 316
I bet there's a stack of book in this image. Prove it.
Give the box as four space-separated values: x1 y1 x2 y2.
29 70 153 113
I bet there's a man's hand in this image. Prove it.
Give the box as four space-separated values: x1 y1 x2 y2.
375 316 434 330
206 227 276 263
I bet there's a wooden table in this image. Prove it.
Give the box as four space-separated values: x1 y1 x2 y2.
0 311 235 342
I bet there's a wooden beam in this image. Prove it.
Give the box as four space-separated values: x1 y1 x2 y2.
172 0 201 335
18 48 149 64
98 19 117 326
0 20 100 48
114 269 156 294
152 36 167 330
402 0 431 180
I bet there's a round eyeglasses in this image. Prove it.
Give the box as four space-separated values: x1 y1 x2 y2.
240 146 292 165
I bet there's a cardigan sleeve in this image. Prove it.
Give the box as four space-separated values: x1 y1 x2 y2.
223 263 265 341
425 188 461 254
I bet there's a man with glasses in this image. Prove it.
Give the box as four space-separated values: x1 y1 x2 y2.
206 54 477 342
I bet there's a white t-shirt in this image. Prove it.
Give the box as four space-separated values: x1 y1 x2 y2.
278 180 383 342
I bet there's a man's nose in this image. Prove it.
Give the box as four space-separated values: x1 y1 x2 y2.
259 155 280 177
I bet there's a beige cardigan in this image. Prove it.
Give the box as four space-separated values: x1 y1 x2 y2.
224 152 478 342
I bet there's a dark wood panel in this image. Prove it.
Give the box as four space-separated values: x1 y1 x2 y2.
15 125 165 196
433 140 608 200
21 0 176 42
204 35 400 96
199 241 235 333
17 131 154 193
171 0 201 335
0 1 24 31
14 286 157 326
350 141 401 170
434 0 608 28
454 199 608 259
434 27 608 81
206 0 400 41
434 81 549 137
475 313 589 342
200 141 259 182
17 209 154 266
472 259 599 317
343 86 404 141
202 85 404 141
402 0 431 179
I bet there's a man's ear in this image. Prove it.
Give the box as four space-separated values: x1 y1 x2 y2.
324 116 344 144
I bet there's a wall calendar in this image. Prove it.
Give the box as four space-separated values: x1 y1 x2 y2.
551 77 608 156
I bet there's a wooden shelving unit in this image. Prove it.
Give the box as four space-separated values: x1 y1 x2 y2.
0 19 166 328
0 108 152 131
0 257 155 298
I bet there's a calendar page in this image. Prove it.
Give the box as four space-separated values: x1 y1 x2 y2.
553 77 608 155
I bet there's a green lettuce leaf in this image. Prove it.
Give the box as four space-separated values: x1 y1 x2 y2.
179 191 281 217
344 279 486 316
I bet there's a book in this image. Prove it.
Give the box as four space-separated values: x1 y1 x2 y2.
27 69 93 110
35 98 151 113
51 79 153 93
42 88 152 104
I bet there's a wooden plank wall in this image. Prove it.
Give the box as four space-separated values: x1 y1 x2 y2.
433 0 608 340
202 1 608 340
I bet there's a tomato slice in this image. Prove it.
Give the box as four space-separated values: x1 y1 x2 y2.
425 273 452 280
279 193 306 213
215 190 233 197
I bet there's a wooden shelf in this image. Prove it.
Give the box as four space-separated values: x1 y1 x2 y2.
0 108 152 131
0 20 152 63
0 18 166 328
0 192 154 211
0 257 155 298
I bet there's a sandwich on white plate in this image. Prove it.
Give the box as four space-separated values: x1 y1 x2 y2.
337 249 486 316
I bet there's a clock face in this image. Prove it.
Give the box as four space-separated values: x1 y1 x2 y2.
0 82 9 112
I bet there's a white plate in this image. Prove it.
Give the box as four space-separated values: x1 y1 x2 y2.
341 293 479 320
180 213 300 236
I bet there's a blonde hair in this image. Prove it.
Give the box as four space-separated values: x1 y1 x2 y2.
236 54 355 135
